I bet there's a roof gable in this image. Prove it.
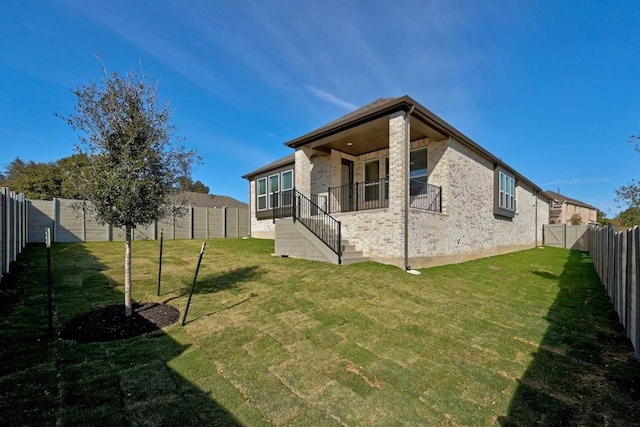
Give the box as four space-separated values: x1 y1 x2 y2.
545 191 597 210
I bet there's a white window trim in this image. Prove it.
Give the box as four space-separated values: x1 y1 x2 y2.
267 173 280 210
363 159 380 202
256 177 267 211
498 171 516 212
280 170 293 207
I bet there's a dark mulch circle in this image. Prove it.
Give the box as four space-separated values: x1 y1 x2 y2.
59 302 180 343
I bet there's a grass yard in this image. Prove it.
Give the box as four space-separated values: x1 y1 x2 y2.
1 239 639 426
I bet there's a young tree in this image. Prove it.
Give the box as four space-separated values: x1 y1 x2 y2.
569 213 582 225
616 135 640 209
60 65 197 316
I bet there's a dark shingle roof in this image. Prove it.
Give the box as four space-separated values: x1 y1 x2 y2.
168 191 247 209
320 97 400 129
545 191 597 210
241 153 295 180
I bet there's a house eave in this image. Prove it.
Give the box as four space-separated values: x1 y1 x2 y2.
241 153 295 180
284 95 544 194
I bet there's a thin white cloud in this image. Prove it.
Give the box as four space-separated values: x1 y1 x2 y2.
63 1 236 100
306 86 356 110
543 178 611 187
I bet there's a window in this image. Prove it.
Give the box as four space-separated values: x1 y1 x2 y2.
268 174 279 209
410 147 427 196
257 178 267 211
281 170 293 206
495 168 516 218
254 167 294 219
364 159 380 201
256 169 294 212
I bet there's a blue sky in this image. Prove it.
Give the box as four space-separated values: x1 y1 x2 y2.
1 1 639 216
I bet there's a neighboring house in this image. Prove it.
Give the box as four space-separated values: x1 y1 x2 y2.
168 191 247 209
545 191 598 225
242 95 550 269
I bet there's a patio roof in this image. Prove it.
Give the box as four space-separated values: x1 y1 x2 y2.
284 95 545 193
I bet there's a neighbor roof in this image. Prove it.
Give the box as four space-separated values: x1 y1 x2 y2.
545 191 597 210
168 191 247 209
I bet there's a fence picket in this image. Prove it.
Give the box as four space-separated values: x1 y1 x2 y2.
590 226 640 360
0 188 28 283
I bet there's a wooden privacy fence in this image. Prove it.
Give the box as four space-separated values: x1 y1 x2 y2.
543 224 589 251
0 188 28 283
589 226 640 359
27 198 249 244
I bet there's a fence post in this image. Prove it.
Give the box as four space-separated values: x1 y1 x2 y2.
223 206 228 238
190 205 194 239
205 208 209 239
53 198 59 243
82 204 87 242
172 208 176 239
621 232 626 321
634 227 640 359
626 229 633 339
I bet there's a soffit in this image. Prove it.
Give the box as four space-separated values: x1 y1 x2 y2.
306 116 447 156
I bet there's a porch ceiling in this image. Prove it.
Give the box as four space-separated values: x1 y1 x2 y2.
306 116 447 156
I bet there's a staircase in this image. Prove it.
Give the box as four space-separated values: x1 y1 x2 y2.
274 189 369 265
308 218 368 265
340 241 368 265
274 218 368 265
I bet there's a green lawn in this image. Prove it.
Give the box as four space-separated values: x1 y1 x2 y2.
1 239 639 426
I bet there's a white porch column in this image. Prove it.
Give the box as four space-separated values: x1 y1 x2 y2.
295 147 312 196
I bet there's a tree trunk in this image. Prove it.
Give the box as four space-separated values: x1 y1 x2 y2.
124 225 132 317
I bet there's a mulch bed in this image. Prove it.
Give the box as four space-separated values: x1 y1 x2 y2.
59 303 180 343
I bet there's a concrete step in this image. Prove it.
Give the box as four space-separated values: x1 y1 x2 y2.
342 254 369 265
340 239 368 265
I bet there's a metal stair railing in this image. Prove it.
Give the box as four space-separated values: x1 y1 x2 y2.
291 189 342 262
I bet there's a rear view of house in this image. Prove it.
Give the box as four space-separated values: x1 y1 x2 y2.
243 96 550 269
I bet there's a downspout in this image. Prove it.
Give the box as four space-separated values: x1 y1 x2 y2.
404 105 420 275
534 190 538 247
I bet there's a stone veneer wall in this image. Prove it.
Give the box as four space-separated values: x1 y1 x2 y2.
405 138 548 267
336 134 548 268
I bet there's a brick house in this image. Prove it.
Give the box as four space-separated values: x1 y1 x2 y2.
243 96 550 268
546 190 598 225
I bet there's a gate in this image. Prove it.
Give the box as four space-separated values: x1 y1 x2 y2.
543 224 589 251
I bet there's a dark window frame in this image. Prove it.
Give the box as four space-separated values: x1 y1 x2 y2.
254 164 295 220
494 166 516 219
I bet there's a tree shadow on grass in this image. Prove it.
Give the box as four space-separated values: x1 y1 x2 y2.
0 244 246 426
179 266 263 325
192 266 262 294
499 250 640 426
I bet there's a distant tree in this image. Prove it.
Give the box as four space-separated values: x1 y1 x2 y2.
1 157 27 187
0 154 92 199
14 161 62 199
616 135 640 209
569 213 582 225
617 207 640 228
1 157 60 199
597 210 614 226
177 175 210 194
59 64 197 316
